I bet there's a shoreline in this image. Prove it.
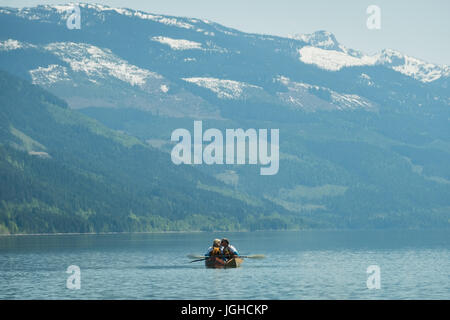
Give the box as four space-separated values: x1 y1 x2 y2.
0 229 305 237
0 227 444 237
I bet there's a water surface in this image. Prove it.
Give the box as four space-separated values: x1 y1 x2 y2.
0 230 448 299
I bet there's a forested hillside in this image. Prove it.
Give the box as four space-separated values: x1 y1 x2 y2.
0 71 303 234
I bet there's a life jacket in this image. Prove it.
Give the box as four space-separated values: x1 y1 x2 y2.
211 247 221 256
222 247 233 258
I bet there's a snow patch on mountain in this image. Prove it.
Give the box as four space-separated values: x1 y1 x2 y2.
150 36 227 53
293 30 341 51
148 16 194 29
0 39 35 51
200 30 215 36
77 3 195 29
330 92 373 110
51 4 77 13
292 31 363 58
0 39 23 51
30 64 70 85
151 36 202 50
376 49 450 82
276 76 375 111
359 73 375 86
182 77 262 99
9 4 198 30
160 84 169 93
44 42 162 87
299 46 377 71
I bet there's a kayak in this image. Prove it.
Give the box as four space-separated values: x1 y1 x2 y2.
205 257 244 268
224 257 243 268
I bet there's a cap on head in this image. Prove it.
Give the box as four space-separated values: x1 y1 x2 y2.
213 239 221 247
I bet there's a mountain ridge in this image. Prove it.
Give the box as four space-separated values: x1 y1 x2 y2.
0 3 449 232
293 30 449 82
1 3 449 84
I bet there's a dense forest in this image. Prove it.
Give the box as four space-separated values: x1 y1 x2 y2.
0 71 307 234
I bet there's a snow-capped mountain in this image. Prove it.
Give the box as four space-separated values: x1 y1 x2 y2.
0 2 448 114
376 49 450 83
295 31 449 83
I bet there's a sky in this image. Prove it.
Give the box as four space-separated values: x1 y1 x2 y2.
0 0 449 65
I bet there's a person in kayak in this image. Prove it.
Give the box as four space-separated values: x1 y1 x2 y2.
205 239 225 266
220 238 239 261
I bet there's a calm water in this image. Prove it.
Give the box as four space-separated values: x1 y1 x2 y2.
0 230 448 299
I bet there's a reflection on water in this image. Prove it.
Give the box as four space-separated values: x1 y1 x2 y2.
136 265 204 270
0 230 449 299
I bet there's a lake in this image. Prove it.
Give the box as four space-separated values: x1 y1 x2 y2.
0 230 448 299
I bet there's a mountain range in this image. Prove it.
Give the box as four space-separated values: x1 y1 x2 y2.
0 3 449 233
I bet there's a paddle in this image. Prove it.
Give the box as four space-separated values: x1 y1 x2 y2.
189 254 265 263
187 254 205 260
239 254 265 259
190 257 209 263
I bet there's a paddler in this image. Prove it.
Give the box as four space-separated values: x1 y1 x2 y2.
220 238 240 261
205 238 225 265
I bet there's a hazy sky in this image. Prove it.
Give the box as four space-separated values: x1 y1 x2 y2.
1 0 449 65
